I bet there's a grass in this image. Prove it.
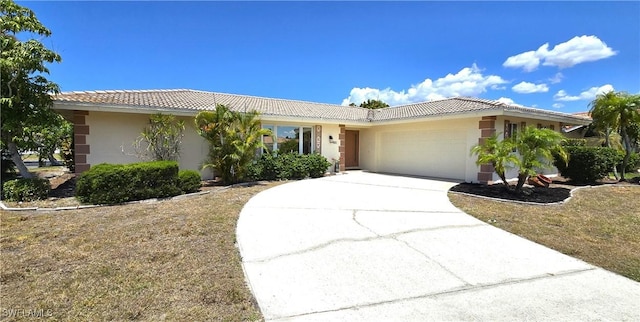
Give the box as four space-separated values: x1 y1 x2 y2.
20 153 62 162
608 171 640 180
449 185 640 282
0 182 281 321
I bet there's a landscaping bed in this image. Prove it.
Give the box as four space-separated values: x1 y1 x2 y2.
449 176 637 204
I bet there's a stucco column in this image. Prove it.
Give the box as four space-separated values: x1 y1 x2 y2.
476 116 496 184
339 124 346 173
74 110 91 173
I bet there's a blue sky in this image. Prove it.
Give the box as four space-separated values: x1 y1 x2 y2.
22 1 640 113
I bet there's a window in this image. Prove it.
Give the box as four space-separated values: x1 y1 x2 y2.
505 122 518 152
508 123 518 138
262 125 314 154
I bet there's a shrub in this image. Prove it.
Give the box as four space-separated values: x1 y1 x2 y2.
76 161 182 205
555 146 621 183
178 170 202 193
305 153 332 178
2 178 51 202
616 152 640 173
279 153 308 180
249 152 280 181
247 152 330 181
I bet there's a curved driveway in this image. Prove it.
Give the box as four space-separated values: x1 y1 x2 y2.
237 172 640 321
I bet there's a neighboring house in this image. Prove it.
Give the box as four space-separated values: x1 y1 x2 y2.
52 89 592 184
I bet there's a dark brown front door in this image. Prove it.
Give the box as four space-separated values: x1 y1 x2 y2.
345 130 359 168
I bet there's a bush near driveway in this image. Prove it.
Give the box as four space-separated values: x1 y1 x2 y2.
555 146 620 183
247 152 331 181
76 161 183 205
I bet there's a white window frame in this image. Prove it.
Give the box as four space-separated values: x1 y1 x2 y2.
262 124 315 154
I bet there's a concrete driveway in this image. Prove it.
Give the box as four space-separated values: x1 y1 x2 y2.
237 172 640 321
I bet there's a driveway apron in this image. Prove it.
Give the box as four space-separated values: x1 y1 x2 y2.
236 172 640 321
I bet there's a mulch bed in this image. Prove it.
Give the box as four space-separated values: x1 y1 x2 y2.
49 173 77 198
450 183 572 203
449 176 638 204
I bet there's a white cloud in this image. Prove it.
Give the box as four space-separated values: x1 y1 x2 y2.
503 50 541 72
553 84 614 101
549 72 564 84
341 64 508 106
496 97 515 105
512 81 549 94
503 35 617 72
552 103 564 108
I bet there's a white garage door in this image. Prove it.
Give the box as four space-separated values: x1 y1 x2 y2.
378 129 467 180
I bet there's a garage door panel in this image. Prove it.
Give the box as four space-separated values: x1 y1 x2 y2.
378 130 466 180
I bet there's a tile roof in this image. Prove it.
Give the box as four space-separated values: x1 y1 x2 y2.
373 97 593 122
53 89 592 124
54 89 370 122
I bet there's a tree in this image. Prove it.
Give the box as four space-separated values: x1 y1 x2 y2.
134 113 185 161
358 99 389 109
511 126 568 193
1 0 62 178
589 91 640 180
21 113 72 166
471 133 518 187
195 105 271 184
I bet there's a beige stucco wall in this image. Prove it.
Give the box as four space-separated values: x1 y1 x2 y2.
85 111 213 179
358 117 481 182
85 112 342 179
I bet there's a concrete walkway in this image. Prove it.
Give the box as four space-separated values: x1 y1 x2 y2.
237 172 640 321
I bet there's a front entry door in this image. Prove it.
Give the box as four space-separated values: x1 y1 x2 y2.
345 130 359 168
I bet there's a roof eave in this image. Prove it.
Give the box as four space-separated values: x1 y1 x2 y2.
53 101 201 117
53 101 373 126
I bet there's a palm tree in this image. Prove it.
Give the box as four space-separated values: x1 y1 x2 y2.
590 91 640 180
511 126 568 193
230 110 271 182
471 133 518 188
196 105 271 184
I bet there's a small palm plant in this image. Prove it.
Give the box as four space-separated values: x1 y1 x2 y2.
471 133 518 188
511 126 568 193
471 127 569 194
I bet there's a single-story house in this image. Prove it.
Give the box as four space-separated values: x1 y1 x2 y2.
52 89 592 184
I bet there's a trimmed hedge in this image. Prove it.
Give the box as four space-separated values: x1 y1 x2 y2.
2 178 51 202
178 170 202 193
555 146 621 183
76 161 182 205
247 152 331 181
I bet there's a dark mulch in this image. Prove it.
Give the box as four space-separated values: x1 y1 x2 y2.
48 173 77 198
450 183 572 203
450 175 639 204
